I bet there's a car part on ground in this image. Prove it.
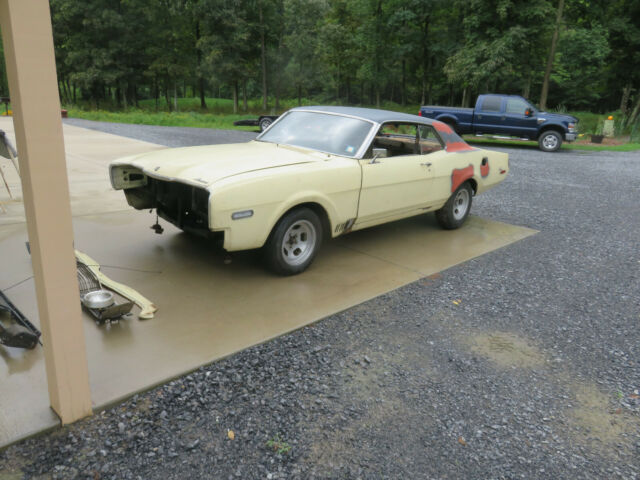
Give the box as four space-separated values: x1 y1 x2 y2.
75 250 158 319
76 258 134 324
0 289 41 349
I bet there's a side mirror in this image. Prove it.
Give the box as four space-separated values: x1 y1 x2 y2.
370 148 388 163
372 148 388 158
525 109 533 117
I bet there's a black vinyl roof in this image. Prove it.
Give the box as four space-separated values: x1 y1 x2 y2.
290 106 434 125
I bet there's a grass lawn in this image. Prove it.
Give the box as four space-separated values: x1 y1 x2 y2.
66 108 258 131
464 136 640 152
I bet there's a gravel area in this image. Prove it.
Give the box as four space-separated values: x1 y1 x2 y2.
1 126 639 479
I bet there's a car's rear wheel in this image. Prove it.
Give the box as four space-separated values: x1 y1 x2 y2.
264 207 323 275
435 182 473 230
538 130 562 152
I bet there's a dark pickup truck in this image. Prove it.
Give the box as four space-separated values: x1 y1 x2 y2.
419 94 578 152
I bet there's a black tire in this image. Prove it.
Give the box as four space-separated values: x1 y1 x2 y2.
264 207 323 275
435 182 473 230
259 117 273 132
538 130 562 152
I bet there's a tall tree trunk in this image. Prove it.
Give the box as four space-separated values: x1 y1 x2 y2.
121 82 128 109
242 81 248 112
629 95 640 124
421 15 430 107
401 59 406 106
297 85 301 106
173 82 178 112
164 81 171 112
523 72 532 99
73 84 77 104
199 78 206 109
539 0 565 111
346 79 351 104
336 62 340 102
154 76 159 111
196 19 206 109
461 86 468 107
620 82 632 116
259 1 268 111
233 81 239 114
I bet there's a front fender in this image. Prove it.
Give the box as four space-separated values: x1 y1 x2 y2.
213 191 344 252
209 162 361 251
536 123 566 138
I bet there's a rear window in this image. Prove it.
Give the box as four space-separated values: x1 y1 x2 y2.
480 96 502 112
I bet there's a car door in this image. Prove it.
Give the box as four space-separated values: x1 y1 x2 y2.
355 123 436 227
501 97 539 138
473 95 505 134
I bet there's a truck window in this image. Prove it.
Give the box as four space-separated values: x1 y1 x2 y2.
480 96 502 112
506 98 529 115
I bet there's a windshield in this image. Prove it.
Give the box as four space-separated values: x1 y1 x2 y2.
258 111 374 157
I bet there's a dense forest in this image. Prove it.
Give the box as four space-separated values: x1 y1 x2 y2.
1 0 639 119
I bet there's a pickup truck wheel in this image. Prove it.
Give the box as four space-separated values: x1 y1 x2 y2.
259 117 273 132
264 207 323 275
435 182 473 230
538 131 562 152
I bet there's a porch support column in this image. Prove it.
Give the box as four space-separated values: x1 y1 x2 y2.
0 0 92 423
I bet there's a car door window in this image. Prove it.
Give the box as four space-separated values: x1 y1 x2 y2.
372 123 420 157
479 96 502 112
506 98 529 115
417 125 444 155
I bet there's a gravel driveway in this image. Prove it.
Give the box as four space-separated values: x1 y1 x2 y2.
1 125 639 479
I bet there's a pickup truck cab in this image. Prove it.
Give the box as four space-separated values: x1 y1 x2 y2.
419 94 578 152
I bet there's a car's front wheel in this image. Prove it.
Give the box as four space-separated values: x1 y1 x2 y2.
264 207 323 275
435 182 473 230
538 130 562 152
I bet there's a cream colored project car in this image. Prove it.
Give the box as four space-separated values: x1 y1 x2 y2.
110 107 509 275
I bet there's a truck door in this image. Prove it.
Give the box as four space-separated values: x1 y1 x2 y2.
502 97 539 139
473 95 506 134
